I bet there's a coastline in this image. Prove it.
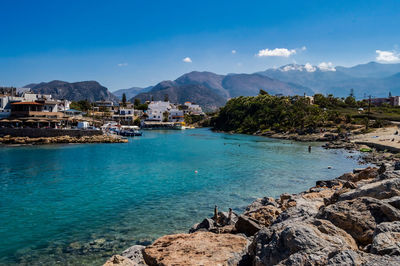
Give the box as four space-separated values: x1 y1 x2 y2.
0 134 128 145
104 131 400 265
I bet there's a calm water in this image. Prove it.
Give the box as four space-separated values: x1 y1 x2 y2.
0 128 362 265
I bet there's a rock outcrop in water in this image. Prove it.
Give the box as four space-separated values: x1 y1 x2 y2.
105 164 400 265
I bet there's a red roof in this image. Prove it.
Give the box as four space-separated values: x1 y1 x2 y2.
11 102 43 105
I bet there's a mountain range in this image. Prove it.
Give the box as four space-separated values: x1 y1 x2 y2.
25 80 119 102
113 86 153 100
131 71 312 110
258 62 400 98
24 62 400 110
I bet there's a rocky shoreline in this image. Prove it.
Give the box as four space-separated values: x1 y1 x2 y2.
0 134 128 145
104 146 400 265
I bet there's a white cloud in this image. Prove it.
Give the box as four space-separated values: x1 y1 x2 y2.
257 48 296 57
182 57 192 63
318 62 336 71
236 62 242 67
232 50 237 54
376 50 400 63
117 63 128 67
304 63 316 72
301 46 307 51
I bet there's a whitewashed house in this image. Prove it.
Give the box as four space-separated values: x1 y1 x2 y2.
168 108 184 122
145 101 184 122
183 102 204 115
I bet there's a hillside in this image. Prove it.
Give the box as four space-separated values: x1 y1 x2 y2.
25 80 118 102
133 84 226 111
222 73 312 97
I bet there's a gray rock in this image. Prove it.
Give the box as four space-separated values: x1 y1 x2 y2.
370 221 400 255
189 218 215 233
253 219 357 266
327 250 400 266
316 179 341 188
384 196 400 209
327 250 363 265
338 178 400 201
276 195 323 223
245 197 277 212
234 215 262 237
318 197 400 246
218 211 238 225
121 245 146 265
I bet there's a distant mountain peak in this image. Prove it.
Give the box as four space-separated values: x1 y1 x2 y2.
277 63 336 73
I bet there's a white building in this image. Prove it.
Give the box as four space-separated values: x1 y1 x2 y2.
0 88 70 118
146 101 171 121
183 102 204 115
168 108 184 122
0 95 23 118
112 108 136 122
146 101 184 122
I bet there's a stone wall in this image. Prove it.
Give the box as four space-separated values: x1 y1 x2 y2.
0 128 103 138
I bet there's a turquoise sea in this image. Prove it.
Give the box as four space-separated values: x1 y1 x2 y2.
0 128 363 265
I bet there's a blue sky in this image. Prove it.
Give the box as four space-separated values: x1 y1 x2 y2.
1 0 400 91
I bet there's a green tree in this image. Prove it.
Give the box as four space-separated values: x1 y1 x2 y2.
122 93 127 107
133 117 141 126
70 100 92 111
164 94 169 102
162 111 169 122
345 96 356 107
259 89 268 95
136 103 148 111
134 98 141 107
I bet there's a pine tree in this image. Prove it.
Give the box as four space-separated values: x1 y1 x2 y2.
122 93 127 107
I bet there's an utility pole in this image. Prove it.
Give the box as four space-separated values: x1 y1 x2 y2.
367 95 371 130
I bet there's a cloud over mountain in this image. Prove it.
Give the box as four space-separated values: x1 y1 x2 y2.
376 50 400 63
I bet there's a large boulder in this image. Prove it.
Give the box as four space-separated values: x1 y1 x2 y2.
338 178 400 201
384 196 400 209
371 221 400 255
338 167 378 183
318 197 400 246
121 245 146 265
253 219 357 265
327 250 400 265
143 232 250 266
189 218 216 233
234 215 262 236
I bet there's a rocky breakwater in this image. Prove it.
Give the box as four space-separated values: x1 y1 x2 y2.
105 165 400 265
0 134 128 145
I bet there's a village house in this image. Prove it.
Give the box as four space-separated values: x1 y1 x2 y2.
183 102 204 115
145 101 184 122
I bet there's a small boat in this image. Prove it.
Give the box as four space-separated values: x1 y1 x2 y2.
119 126 142 137
120 129 142 137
